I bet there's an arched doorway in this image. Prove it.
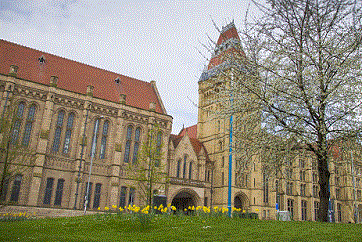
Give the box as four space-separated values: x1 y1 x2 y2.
234 192 249 210
171 190 198 212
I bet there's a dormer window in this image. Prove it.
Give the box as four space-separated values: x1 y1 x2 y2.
114 77 120 84
38 55 46 64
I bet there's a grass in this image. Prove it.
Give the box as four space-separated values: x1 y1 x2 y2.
1 214 362 242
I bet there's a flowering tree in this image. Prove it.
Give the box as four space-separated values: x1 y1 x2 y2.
207 0 362 222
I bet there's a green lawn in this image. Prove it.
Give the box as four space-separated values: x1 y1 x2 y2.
1 214 361 242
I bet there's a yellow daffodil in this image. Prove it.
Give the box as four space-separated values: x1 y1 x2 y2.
184 208 187 211
112 205 117 209
98 207 101 211
105 207 109 211
242 210 245 213
119 207 124 212
171 206 176 211
191 206 195 210
167 203 171 207
255 208 259 212
154 206 158 210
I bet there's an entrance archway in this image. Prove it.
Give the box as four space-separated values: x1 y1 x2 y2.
171 189 199 212
234 192 249 210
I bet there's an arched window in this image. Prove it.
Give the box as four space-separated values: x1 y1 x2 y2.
43 177 54 205
128 187 135 206
155 132 162 167
11 102 25 144
183 155 187 179
189 162 193 180
93 183 102 209
176 159 181 178
52 110 65 152
54 179 65 206
10 174 23 202
124 126 133 163
99 120 109 159
132 127 141 163
63 113 75 154
22 104 36 146
90 119 101 156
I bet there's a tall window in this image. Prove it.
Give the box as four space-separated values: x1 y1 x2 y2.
337 203 342 222
183 155 187 178
176 159 181 178
222 172 224 186
119 186 127 208
43 178 54 205
10 174 22 202
314 201 320 221
128 188 135 206
84 182 93 208
100 120 109 159
263 173 269 204
313 185 319 198
63 113 75 154
90 119 101 156
132 128 141 163
287 199 294 218
124 126 133 163
189 162 193 180
11 102 25 144
155 132 162 167
0 178 9 201
286 182 293 195
301 200 307 221
300 184 306 197
52 110 65 152
93 183 102 209
22 104 36 146
54 179 64 206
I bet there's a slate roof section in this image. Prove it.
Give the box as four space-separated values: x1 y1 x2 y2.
0 39 166 114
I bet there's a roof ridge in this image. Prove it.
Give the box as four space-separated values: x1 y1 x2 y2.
0 39 151 86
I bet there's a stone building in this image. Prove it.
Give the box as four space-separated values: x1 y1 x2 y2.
196 22 362 223
0 39 211 212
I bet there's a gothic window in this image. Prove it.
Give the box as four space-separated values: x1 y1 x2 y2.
11 102 25 144
22 104 36 146
99 120 109 159
52 110 65 152
54 179 65 206
124 126 133 163
43 178 54 205
119 186 127 208
287 199 294 218
0 178 9 201
176 159 181 178
314 201 320 221
183 155 187 179
132 127 141 163
189 162 193 180
128 188 135 205
10 174 22 202
222 172 224 186
301 200 307 221
263 173 269 203
300 184 306 197
93 183 102 209
63 113 75 154
313 185 319 198
155 132 162 167
90 119 101 156
286 182 293 195
337 203 342 222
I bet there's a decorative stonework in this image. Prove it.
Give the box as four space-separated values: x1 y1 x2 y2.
86 85 94 96
50 76 58 87
9 65 18 76
111 182 119 187
33 172 42 178
115 143 122 152
79 136 87 146
40 129 49 140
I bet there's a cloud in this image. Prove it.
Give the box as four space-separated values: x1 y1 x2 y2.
0 0 78 23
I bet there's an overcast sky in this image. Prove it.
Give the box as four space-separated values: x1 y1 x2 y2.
0 0 263 134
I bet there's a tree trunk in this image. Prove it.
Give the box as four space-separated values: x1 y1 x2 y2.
317 150 330 222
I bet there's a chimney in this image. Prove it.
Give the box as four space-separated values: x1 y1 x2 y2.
9 65 19 77
50 76 58 87
120 94 126 104
149 102 156 111
86 85 94 97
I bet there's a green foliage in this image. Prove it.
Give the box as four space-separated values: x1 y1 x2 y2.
127 125 168 207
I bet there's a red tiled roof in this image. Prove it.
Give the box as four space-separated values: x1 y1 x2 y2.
216 24 240 45
178 124 197 139
0 39 165 114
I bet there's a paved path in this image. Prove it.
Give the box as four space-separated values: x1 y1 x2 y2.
0 205 98 218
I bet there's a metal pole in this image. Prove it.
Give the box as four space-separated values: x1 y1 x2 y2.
73 106 90 210
227 75 234 217
84 118 101 215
